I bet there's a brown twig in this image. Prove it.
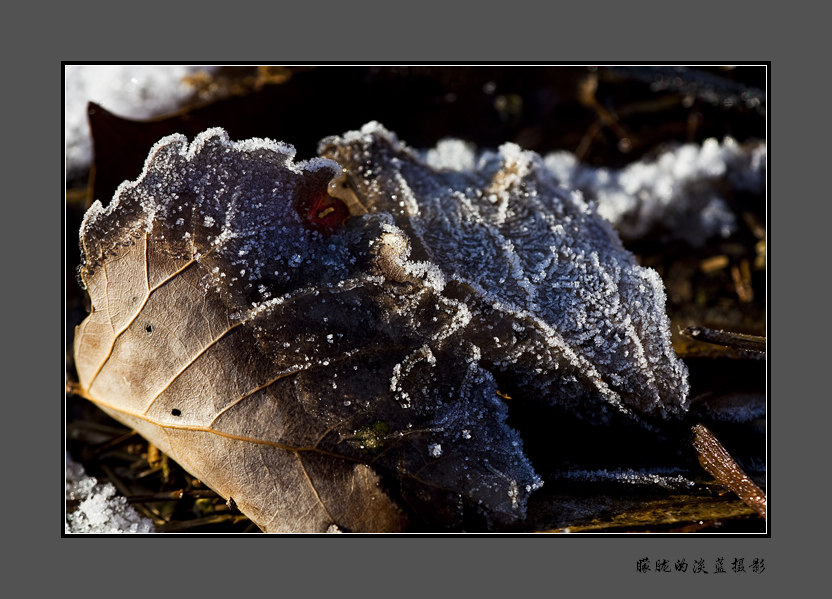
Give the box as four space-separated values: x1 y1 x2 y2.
682 326 766 356
692 424 766 519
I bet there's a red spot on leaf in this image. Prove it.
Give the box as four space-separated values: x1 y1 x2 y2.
297 192 350 235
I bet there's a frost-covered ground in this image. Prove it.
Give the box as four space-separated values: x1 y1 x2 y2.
65 453 155 533
65 65 219 177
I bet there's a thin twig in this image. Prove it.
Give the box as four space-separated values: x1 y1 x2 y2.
89 430 138 457
692 424 766 519
682 326 766 356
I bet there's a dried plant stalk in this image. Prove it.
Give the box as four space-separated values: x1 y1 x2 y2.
682 326 766 356
692 423 766 519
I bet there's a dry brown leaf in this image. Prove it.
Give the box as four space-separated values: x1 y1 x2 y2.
74 132 407 532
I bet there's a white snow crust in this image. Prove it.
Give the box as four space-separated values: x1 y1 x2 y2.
65 454 155 534
65 65 220 177
543 138 766 245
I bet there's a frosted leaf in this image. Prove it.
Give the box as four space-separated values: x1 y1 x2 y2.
320 122 689 420
75 123 690 531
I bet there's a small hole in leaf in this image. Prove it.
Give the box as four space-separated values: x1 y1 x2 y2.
145 324 153 333
171 408 181 417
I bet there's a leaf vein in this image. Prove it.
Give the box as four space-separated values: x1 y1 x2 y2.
295 453 336 526
84 234 219 394
142 320 244 415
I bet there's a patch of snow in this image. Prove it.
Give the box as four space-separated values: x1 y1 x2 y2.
543 138 766 246
65 65 220 177
65 453 155 534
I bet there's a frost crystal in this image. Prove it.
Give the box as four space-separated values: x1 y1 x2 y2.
557 467 695 489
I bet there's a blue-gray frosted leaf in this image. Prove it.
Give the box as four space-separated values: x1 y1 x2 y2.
74 124 689 532
320 123 689 420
